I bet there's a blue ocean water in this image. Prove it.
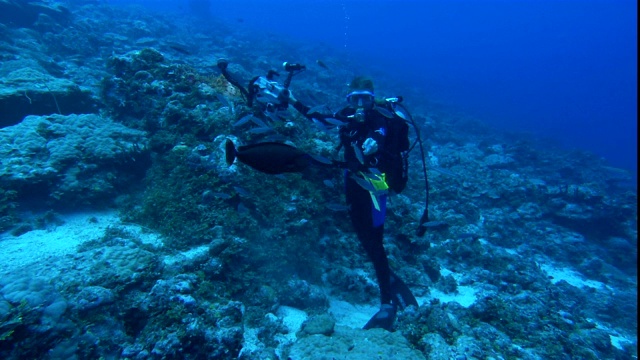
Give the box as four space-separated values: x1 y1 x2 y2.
124 0 637 179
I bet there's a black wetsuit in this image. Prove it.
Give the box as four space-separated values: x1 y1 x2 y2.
294 98 417 312
334 107 410 306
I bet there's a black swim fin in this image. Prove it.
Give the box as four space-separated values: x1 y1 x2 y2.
363 304 397 331
390 272 419 310
225 139 237 166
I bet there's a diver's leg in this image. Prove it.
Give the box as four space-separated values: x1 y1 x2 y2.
346 177 393 304
362 224 392 305
345 176 396 330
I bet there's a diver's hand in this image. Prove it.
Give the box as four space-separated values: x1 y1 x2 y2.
362 138 378 155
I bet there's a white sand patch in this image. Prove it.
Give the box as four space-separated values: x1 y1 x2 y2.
429 268 478 307
609 334 633 350
116 222 163 248
609 334 634 350
0 210 163 274
424 285 478 308
589 320 636 350
539 263 610 290
328 298 377 329
0 211 117 274
163 245 209 266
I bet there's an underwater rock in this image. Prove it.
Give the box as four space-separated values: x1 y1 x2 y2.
0 275 71 357
420 333 451 360
73 286 115 312
108 48 165 77
0 0 71 29
280 279 329 310
0 113 149 206
0 68 97 128
297 314 336 337
436 274 459 294
289 326 425 360
483 153 515 169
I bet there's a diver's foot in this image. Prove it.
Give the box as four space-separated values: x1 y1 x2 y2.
363 304 397 331
390 272 419 310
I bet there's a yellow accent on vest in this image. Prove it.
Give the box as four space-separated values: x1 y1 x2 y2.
360 172 388 211
368 173 389 192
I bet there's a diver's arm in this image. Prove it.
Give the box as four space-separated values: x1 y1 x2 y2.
217 59 250 101
291 99 312 119
290 98 344 124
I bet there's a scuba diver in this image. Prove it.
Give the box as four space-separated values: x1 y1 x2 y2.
221 60 429 331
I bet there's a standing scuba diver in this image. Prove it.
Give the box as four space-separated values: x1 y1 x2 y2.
221 60 428 331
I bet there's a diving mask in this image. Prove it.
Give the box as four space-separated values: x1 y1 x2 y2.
346 91 375 109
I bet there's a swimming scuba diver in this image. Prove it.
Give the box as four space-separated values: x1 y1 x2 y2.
221 60 427 331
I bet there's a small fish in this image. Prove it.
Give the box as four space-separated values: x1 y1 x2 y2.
374 106 395 118
233 186 251 197
312 118 331 134
261 134 288 142
457 233 479 241
309 153 333 165
237 202 249 214
211 192 232 199
351 142 365 165
264 111 284 124
431 167 457 177
420 220 449 229
233 114 253 127
307 104 330 115
247 126 275 135
216 93 230 108
169 44 191 55
249 116 269 128
350 174 376 192
229 101 236 115
326 203 350 212
324 118 347 127
367 167 382 176
323 179 335 188
316 60 329 70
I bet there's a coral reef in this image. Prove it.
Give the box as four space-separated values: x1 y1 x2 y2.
0 114 150 207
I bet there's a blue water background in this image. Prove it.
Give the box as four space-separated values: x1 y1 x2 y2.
110 0 638 178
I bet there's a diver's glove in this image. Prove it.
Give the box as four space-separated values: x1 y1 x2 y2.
362 138 378 155
363 303 397 331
